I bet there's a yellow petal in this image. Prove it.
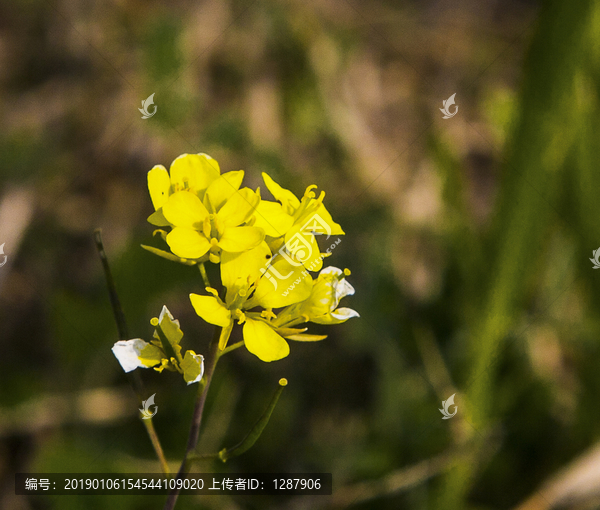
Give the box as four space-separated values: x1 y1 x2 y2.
250 257 312 309
166 227 211 259
302 203 345 236
189 293 232 327
262 173 300 214
204 170 244 212
218 226 265 253
283 228 323 272
253 201 294 238
217 187 260 227
148 165 171 210
163 191 209 228
221 241 271 303
169 153 220 194
243 318 290 362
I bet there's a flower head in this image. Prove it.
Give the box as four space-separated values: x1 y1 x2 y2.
147 153 221 222
253 173 344 273
190 257 357 363
189 242 314 362
147 154 265 263
140 154 357 365
111 306 205 385
275 266 360 327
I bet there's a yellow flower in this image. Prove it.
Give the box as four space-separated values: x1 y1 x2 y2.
274 266 359 327
146 153 265 263
189 242 314 362
253 173 345 273
163 174 265 263
147 153 221 226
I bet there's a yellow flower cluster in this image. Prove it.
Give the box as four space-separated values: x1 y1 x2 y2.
147 153 359 362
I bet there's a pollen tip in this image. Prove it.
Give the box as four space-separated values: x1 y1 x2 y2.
279 378 288 386
150 317 159 326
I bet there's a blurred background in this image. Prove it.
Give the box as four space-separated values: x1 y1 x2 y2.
2 0 600 508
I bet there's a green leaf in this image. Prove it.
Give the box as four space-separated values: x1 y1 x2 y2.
147 210 170 226
151 306 184 363
158 306 183 345
218 378 288 462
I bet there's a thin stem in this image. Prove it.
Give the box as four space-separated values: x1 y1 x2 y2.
94 228 170 475
94 229 129 340
163 327 221 510
218 378 287 463
198 263 210 288
187 452 220 463
144 418 170 475
218 340 245 358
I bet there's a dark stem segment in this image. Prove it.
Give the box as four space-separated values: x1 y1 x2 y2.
163 329 221 510
94 228 170 475
94 229 129 340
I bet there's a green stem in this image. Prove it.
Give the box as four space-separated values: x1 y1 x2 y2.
199 263 210 288
218 378 287 462
144 418 170 475
163 327 221 510
94 229 170 475
218 340 245 358
187 452 219 463
187 378 288 466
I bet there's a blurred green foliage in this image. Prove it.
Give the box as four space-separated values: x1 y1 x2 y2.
2 0 600 509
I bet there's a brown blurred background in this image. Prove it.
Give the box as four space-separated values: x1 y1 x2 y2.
3 0 600 509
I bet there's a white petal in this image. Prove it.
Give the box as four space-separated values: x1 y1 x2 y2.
158 305 172 322
158 305 181 328
320 266 343 277
331 307 360 321
334 278 355 301
111 339 150 373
